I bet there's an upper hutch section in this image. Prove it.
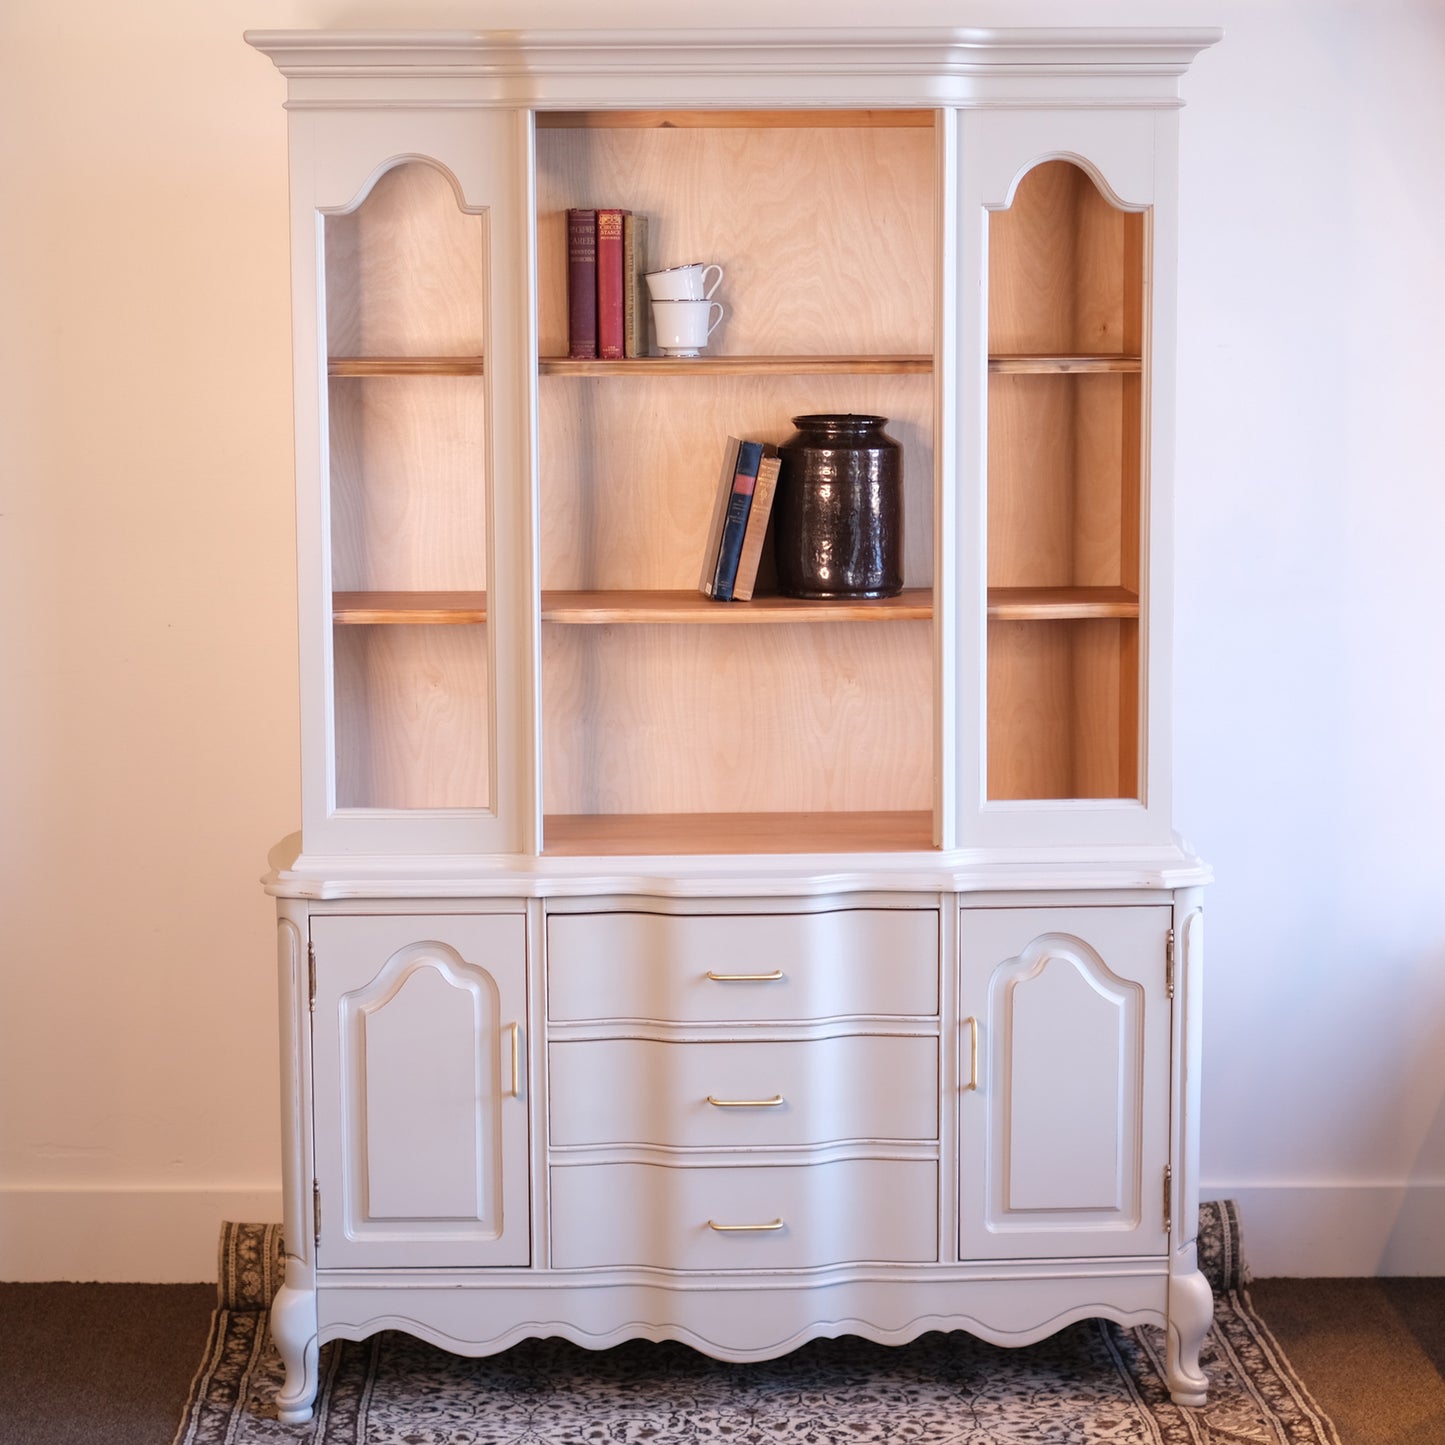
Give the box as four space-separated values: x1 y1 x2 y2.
248 26 1218 876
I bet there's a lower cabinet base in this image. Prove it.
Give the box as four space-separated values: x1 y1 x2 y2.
270 1252 1213 1423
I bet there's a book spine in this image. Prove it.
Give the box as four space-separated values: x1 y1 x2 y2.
566 209 598 360
596 208 628 361
623 213 647 359
731 450 781 602
711 440 766 602
699 437 743 596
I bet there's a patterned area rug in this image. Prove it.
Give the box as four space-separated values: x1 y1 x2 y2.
174 1202 1340 1444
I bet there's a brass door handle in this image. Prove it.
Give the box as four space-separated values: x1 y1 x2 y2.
707 1218 784 1232
707 1094 784 1108
705 969 784 982
505 1021 522 1097
964 1015 979 1091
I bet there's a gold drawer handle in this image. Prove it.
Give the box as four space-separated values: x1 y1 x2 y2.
707 1094 784 1108
506 1021 522 1097
705 969 784 983
707 1217 784 1233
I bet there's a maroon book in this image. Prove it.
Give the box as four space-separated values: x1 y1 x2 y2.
596 208 629 361
566 208 598 359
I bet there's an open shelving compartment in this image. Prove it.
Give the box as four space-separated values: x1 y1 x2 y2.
985 158 1146 804
535 107 940 857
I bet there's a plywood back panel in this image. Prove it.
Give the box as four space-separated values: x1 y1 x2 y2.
989 160 1143 356
986 619 1138 801
987 374 1138 591
542 621 931 816
326 160 488 357
329 377 488 592
333 624 491 810
540 373 932 592
535 121 935 357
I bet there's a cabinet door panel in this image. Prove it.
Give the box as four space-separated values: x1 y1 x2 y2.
960 906 1170 1259
312 914 529 1269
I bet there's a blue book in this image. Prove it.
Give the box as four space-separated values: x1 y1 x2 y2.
710 440 765 601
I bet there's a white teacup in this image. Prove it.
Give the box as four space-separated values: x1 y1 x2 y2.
650 298 724 357
644 262 724 302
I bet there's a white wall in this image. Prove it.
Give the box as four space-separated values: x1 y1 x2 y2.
1 0 1441 1280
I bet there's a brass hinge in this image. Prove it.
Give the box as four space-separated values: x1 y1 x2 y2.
307 941 316 1011
314 1180 321 1247
1165 928 1176 1000
1163 1165 1173 1235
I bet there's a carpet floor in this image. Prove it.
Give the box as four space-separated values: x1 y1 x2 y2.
169 1201 1344 1445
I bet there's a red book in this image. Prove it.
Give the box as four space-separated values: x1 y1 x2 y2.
566 209 598 360
596 208 629 361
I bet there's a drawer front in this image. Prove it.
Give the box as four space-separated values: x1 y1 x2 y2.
550 1159 937 1270
547 908 938 1022
550 1035 938 1148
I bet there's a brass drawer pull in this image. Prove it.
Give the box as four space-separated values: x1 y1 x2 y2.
707 1217 784 1233
505 1021 523 1097
705 969 784 982
706 1093 784 1108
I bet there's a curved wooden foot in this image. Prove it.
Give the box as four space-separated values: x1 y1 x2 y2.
271 1279 319 1424
1166 1253 1213 1407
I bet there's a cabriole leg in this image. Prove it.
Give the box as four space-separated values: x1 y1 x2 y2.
1166 1244 1213 1407
271 1267 319 1424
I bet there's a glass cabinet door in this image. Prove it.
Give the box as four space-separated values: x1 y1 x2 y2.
955 108 1176 851
289 107 530 859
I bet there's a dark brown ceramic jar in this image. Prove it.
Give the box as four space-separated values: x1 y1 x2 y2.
773 414 903 599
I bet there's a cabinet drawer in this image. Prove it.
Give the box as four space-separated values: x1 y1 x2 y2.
550 1159 937 1270
550 1035 938 1148
547 908 938 1022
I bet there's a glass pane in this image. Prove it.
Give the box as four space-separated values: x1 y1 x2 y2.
324 161 491 811
986 161 1144 802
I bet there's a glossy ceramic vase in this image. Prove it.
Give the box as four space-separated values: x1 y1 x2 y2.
773 414 903 599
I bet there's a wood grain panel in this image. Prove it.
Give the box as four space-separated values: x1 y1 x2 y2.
325 160 487 357
986 618 1138 801
989 159 1144 356
540 374 932 591
329 377 488 592
333 624 491 810
987 373 1137 590
536 123 934 357
541 621 931 816
543 810 932 856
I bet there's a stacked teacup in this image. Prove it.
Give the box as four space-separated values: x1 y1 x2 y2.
645 263 725 357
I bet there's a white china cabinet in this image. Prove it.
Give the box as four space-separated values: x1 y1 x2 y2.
248 26 1218 1425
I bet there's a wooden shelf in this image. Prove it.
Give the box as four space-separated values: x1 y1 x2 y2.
536 109 934 130
334 588 1135 626
987 586 1140 621
988 354 1141 374
543 809 934 856
329 357 486 377
333 591 486 625
540 355 931 377
542 588 933 624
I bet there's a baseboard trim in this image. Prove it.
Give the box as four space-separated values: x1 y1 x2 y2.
0 1186 283 1282
1206 1183 1445 1277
